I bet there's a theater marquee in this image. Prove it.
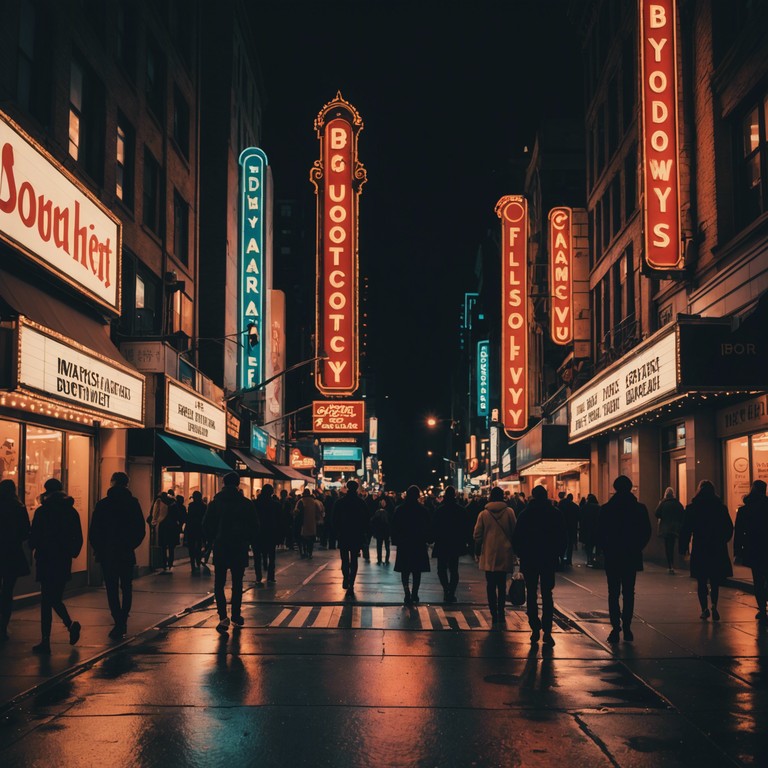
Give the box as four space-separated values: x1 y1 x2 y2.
549 207 573 345
639 0 683 271
310 92 367 396
495 195 528 435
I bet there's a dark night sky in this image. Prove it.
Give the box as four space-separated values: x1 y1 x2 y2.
252 1 583 489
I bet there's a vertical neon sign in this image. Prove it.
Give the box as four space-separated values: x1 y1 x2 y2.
549 206 573 345
238 147 267 390
496 195 528 435
477 340 489 417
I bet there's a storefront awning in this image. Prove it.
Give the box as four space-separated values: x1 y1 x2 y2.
262 459 314 482
229 448 275 478
157 433 232 474
516 423 589 475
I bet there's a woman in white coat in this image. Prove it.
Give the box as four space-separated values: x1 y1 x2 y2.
473 486 517 625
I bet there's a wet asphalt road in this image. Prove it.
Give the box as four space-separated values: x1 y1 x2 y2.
0 548 765 767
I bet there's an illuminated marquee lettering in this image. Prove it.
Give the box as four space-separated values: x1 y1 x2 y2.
310 93 367 396
639 0 683 270
477 340 490 417
238 147 268 390
495 195 528 434
549 207 573 345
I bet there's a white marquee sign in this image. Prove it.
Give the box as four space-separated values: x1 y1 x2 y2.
166 380 226 449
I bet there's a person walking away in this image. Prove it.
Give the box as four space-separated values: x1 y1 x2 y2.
391 485 432 605
472 486 517 625
596 475 651 643
185 491 206 574
297 488 324 559
655 487 685 574
371 496 391 565
432 486 466 603
559 493 580 566
150 492 180 571
580 493 601 567
735 479 768 622
680 479 733 621
512 484 567 645
203 472 259 633
253 483 281 584
89 472 146 640
333 480 368 596
0 479 30 641
28 478 83 653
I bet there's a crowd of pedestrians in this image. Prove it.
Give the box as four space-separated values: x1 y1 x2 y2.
0 467 766 649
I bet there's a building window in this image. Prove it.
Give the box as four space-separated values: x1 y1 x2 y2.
120 254 160 336
611 175 622 237
116 0 136 80
624 148 637 220
173 190 189 266
737 93 768 227
143 147 162 236
173 85 190 159
171 291 194 338
68 54 104 183
116 113 134 209
17 0 50 124
145 36 164 120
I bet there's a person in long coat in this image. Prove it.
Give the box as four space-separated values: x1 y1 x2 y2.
655 487 685 574
203 472 259 633
253 483 281 583
680 479 733 621
28 478 83 653
473 486 517 624
596 475 651 643
370 495 392 565
333 480 369 595
391 485 432 605
150 492 181 571
89 471 146 640
432 486 467 603
0 479 30 641
185 491 206 574
512 484 567 645
735 479 768 622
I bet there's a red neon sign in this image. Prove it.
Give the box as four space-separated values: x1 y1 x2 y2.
496 195 528 435
549 207 573 345
311 93 367 395
639 0 682 270
312 400 366 433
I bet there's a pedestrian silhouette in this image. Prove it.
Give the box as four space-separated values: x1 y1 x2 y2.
185 491 206 574
333 480 368 597
654 487 685 574
253 483 281 584
596 475 651 643
680 479 733 621
0 479 30 641
150 491 181 571
391 485 432 605
89 471 146 640
735 480 768 623
432 486 466 603
28 478 83 653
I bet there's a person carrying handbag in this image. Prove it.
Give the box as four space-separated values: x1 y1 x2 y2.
473 487 517 626
512 484 567 646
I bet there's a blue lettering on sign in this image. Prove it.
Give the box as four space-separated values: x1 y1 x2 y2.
250 424 268 457
238 148 268 391
477 340 490 417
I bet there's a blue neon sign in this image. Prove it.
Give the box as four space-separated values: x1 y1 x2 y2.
238 147 268 391
477 340 489 417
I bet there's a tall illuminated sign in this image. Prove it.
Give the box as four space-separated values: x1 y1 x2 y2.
238 147 267 390
495 195 528 435
310 92 367 395
639 0 683 270
477 340 490 417
549 207 573 345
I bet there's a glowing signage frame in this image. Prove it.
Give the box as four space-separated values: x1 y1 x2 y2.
495 195 528 435
477 340 490 417
238 147 268 391
639 0 683 270
312 400 366 433
549 207 573 345
310 92 367 395
166 379 226 450
0 110 121 313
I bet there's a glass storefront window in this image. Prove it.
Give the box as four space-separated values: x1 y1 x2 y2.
725 436 756 522
67 434 91 574
752 431 768 484
25 426 63 509
0 420 20 484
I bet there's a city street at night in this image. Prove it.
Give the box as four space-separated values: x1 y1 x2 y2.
0 548 765 767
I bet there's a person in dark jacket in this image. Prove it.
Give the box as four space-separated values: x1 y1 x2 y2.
371 495 392 565
0 479 30 641
203 472 259 633
655 487 685 574
512 484 567 646
89 471 146 640
333 480 368 596
596 475 652 643
185 491 206 574
391 485 432 605
735 479 768 622
150 492 181 571
680 479 733 621
29 478 83 653
558 492 580 567
580 493 601 567
432 486 467 603
253 483 281 584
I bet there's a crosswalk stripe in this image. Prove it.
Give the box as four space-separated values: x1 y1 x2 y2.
417 606 430 628
452 611 471 630
288 606 312 628
270 608 293 627
473 610 490 629
372 606 384 627
434 606 451 629
351 607 363 628
312 606 335 627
